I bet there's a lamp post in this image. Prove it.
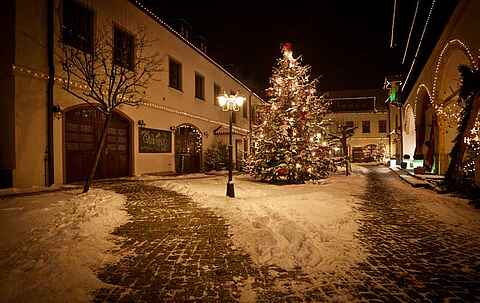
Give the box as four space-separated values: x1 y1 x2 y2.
217 92 245 198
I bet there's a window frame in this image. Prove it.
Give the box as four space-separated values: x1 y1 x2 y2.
362 120 371 133
62 0 95 54
213 83 221 106
168 57 183 91
113 25 136 71
378 120 387 133
194 72 205 100
242 96 248 118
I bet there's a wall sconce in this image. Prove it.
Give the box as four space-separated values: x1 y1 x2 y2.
138 120 146 128
52 104 63 120
203 130 208 137
169 125 176 131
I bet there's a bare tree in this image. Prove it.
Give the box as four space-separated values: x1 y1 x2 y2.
445 65 480 190
60 27 161 192
328 125 356 176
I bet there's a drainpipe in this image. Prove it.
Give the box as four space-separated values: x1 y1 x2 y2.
46 0 55 186
387 102 392 158
248 94 252 154
399 99 404 162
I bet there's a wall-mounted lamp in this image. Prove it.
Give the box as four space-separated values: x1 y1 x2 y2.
169 126 176 132
203 130 208 137
138 120 146 128
52 104 63 120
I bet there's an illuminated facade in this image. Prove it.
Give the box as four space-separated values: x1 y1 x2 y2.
400 0 479 184
0 0 263 188
327 89 390 162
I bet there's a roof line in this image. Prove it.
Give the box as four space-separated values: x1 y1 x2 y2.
129 0 264 102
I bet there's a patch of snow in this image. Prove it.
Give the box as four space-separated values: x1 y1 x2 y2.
0 188 129 303
382 166 480 232
151 169 366 277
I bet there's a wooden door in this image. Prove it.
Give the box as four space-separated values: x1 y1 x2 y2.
65 107 130 183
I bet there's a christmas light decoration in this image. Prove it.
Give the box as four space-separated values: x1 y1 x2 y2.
245 43 332 182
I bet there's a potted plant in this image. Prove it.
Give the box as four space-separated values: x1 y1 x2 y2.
401 154 410 169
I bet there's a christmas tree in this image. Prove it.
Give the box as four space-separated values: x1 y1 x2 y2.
246 43 333 183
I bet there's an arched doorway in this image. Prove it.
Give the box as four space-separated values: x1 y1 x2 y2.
415 86 439 173
435 46 475 173
174 124 202 173
64 106 131 183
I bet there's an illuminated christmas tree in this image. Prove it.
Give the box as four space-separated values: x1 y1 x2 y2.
246 43 332 183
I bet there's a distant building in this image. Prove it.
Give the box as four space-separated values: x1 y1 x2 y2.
326 89 390 162
0 0 263 188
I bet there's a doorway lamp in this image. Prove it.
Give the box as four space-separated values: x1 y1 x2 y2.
217 92 245 198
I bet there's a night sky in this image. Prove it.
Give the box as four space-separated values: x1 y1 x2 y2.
142 0 458 97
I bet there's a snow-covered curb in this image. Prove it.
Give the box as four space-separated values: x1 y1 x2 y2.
151 174 365 277
1 189 129 303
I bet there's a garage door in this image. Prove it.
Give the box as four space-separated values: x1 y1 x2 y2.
65 107 131 183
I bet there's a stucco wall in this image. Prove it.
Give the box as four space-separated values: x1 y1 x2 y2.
12 0 262 187
329 111 389 146
0 0 16 187
402 0 480 176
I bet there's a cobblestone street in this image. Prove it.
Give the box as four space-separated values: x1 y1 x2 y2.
92 167 480 302
92 182 323 302
352 166 480 302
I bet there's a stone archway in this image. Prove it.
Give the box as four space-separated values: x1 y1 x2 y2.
174 124 203 173
434 41 477 173
64 106 132 183
414 86 439 173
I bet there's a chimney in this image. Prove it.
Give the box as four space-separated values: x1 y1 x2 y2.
194 35 207 53
174 19 192 40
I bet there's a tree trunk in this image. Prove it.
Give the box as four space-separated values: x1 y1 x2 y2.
342 137 350 176
445 93 480 189
83 113 112 193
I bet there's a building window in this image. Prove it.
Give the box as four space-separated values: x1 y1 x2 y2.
62 0 94 53
379 120 387 133
113 26 135 70
214 83 221 105
195 73 205 100
362 121 370 133
169 58 182 90
250 105 256 124
345 121 354 129
242 98 248 118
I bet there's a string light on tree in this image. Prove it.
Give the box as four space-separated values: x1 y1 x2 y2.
245 42 333 183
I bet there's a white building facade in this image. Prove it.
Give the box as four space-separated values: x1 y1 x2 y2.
327 90 390 162
0 0 263 188
400 0 480 184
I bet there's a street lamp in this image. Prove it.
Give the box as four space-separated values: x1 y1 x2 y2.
217 92 245 198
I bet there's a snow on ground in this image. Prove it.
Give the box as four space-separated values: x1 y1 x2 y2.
383 166 480 233
152 167 368 278
0 188 129 303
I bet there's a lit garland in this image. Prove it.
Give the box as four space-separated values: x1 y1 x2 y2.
12 64 249 135
410 40 480 175
131 0 263 102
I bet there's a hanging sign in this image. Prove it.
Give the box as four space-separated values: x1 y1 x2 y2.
139 128 172 153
